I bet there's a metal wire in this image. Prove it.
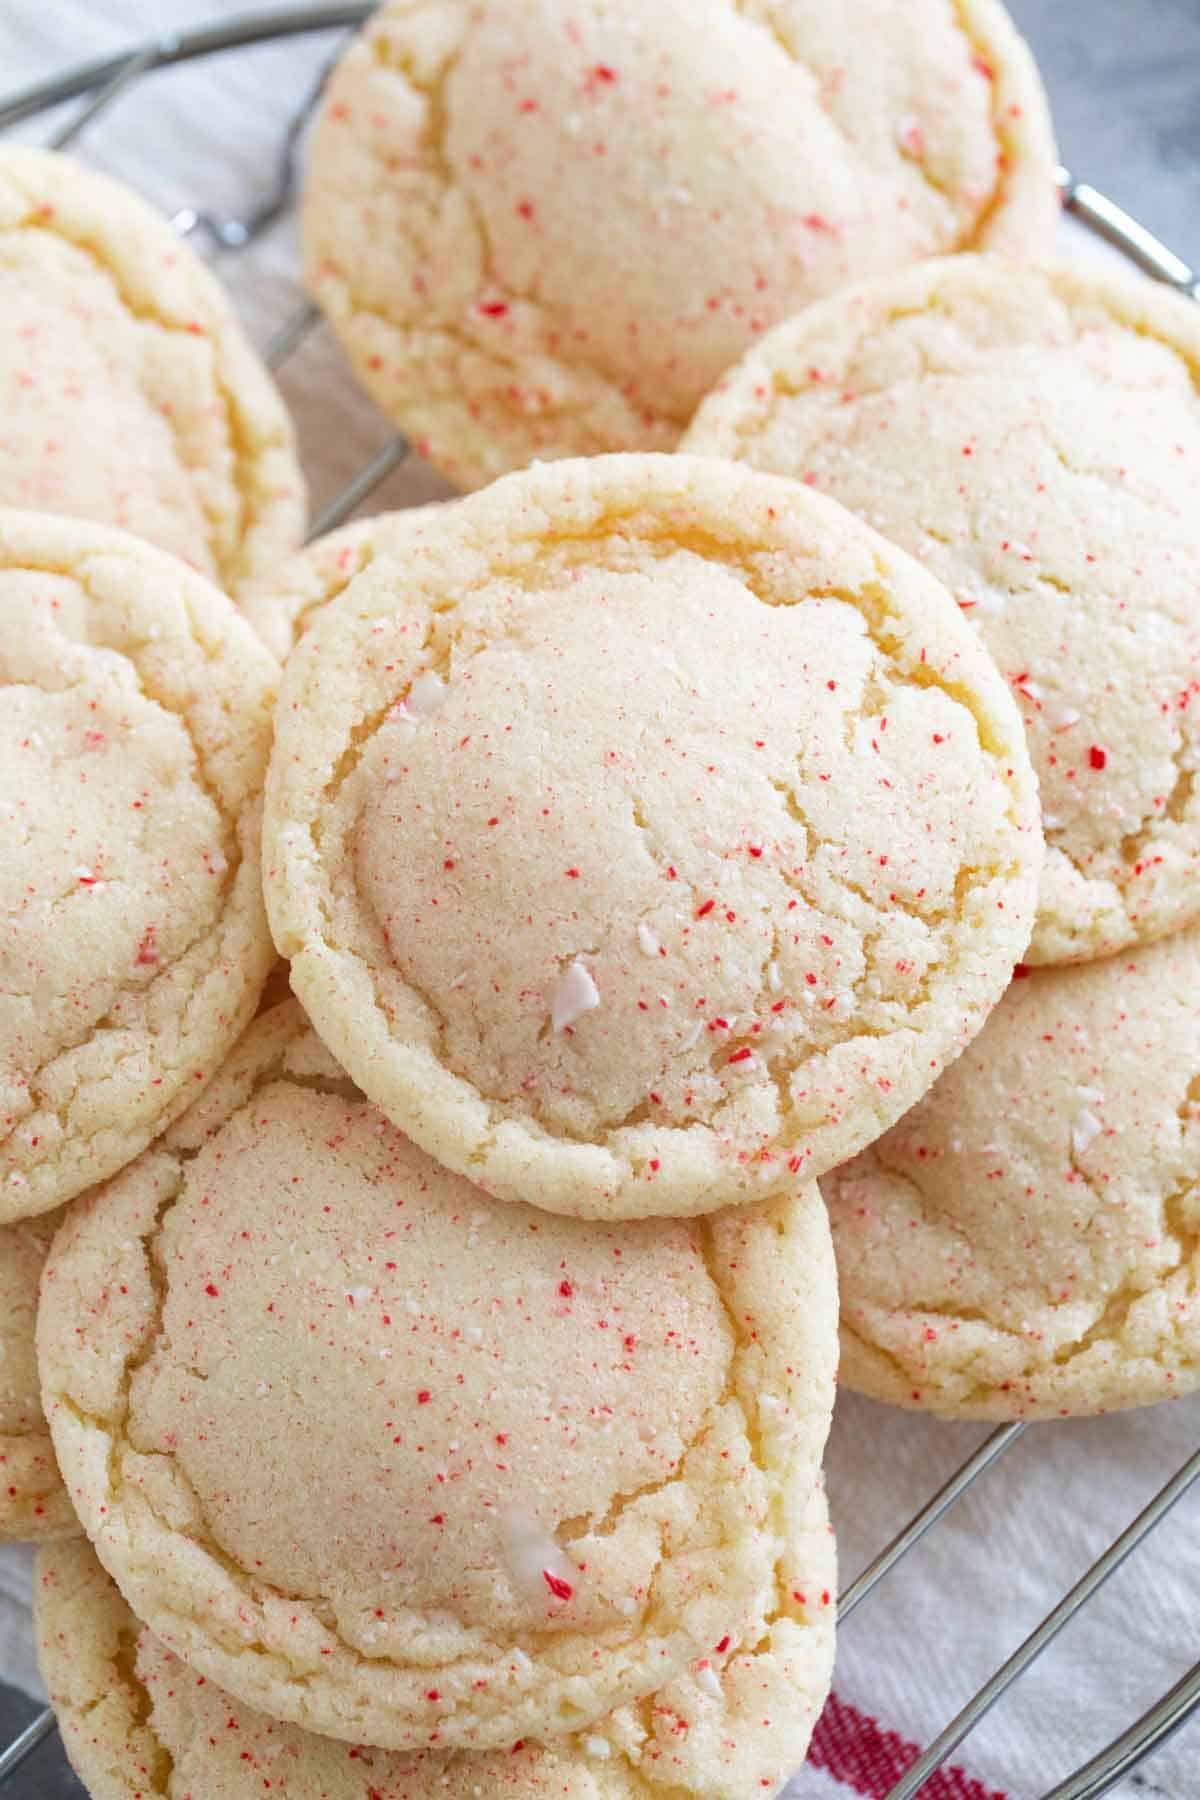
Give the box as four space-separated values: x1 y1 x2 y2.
0 9 1197 1796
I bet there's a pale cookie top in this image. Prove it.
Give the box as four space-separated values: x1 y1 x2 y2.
824 927 1200 1419
0 510 278 1222
0 1208 75 1541
37 1489 834 1799
240 504 449 660
264 455 1042 1221
38 1001 838 1753
685 255 1200 966
303 0 1057 489
0 148 306 593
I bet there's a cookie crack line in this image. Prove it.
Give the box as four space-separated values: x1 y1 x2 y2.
837 1147 1199 1410
1 549 264 1184
361 24 684 439
9 200 285 593
48 1046 811 1737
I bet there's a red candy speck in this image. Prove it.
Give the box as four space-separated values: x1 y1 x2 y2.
1088 746 1108 770
543 1571 574 1601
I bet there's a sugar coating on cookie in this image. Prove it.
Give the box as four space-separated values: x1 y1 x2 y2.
38 1001 838 1751
240 504 450 660
303 0 1057 488
264 455 1042 1221
825 927 1200 1419
0 1209 75 1541
685 255 1200 965
0 148 306 592
37 1487 834 1798
0 509 278 1221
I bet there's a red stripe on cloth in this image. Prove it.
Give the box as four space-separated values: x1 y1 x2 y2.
808 1692 1008 1800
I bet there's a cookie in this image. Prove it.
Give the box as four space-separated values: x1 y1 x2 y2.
0 147 306 593
37 1482 834 1799
303 0 1057 488
240 505 448 660
264 453 1042 1221
825 927 1200 1419
684 255 1200 965
38 1000 838 1751
0 509 278 1222
0 1209 75 1540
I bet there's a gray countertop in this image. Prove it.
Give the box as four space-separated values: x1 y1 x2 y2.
0 4 1196 1797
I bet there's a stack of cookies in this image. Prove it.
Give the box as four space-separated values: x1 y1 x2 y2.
2 4 1197 1795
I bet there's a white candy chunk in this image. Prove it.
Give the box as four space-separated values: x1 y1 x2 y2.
583 1737 612 1761
1076 1085 1105 1106
637 922 661 957
694 1660 723 1699
499 1505 578 1605
399 671 447 717
766 960 783 993
1071 1109 1103 1158
1049 703 1081 731
551 960 600 1031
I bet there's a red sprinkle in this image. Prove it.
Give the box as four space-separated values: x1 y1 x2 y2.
543 1571 574 1601
559 1279 573 1298
728 1047 753 1064
695 899 716 918
1088 745 1107 770
417 1390 432 1405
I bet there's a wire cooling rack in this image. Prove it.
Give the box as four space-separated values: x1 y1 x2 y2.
0 8 1198 1797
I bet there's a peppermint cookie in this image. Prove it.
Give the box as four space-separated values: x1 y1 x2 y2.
826 927 1200 1418
303 0 1057 488
37 1490 834 1798
0 1209 75 1540
685 256 1200 965
264 454 1042 1221
240 504 448 660
0 510 278 1222
0 148 305 592
38 1001 838 1751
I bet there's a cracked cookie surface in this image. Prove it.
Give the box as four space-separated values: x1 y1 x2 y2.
263 454 1042 1221
0 148 306 594
36 1486 834 1797
0 1207 76 1541
685 255 1200 964
37 1000 838 1752
824 927 1200 1418
302 0 1057 489
0 509 278 1221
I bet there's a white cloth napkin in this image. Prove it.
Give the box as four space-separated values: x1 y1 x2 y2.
0 6 1196 1796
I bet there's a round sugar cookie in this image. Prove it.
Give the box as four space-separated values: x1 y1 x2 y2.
0 148 305 593
37 1490 835 1798
303 0 1057 489
684 255 1200 965
263 454 1042 1221
38 1000 838 1752
0 1208 75 1540
0 509 278 1222
825 927 1200 1419
240 504 449 660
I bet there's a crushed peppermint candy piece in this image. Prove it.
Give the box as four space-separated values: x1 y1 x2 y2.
694 1659 723 1699
551 960 600 1031
1048 702 1081 731
499 1505 579 1607
1076 1085 1105 1106
398 671 448 718
1071 1109 1103 1158
583 1736 612 1760
637 921 661 957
